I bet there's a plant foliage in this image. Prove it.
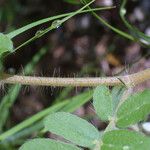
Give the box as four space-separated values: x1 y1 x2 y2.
20 86 150 150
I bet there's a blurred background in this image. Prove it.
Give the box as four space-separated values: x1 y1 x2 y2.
0 0 150 149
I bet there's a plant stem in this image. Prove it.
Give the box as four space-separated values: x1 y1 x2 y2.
0 69 149 87
91 12 134 41
104 119 116 133
7 6 115 39
81 0 134 41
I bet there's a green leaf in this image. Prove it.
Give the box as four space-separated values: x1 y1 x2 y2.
93 86 113 121
111 86 125 115
44 112 100 148
101 130 150 150
0 33 13 57
116 90 150 128
19 138 81 150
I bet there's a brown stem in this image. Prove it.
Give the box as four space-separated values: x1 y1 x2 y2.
0 69 149 87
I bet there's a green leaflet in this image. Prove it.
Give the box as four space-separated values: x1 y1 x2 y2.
116 90 150 128
44 112 100 148
0 33 13 57
93 86 113 121
19 138 81 150
101 130 150 150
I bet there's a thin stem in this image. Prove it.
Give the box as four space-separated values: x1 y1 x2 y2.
81 0 134 41
92 12 134 41
7 6 115 39
104 119 116 133
1 69 149 87
6 0 96 54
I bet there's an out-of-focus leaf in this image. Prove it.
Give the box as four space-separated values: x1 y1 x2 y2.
0 33 13 57
44 112 100 148
19 138 81 150
116 90 150 128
